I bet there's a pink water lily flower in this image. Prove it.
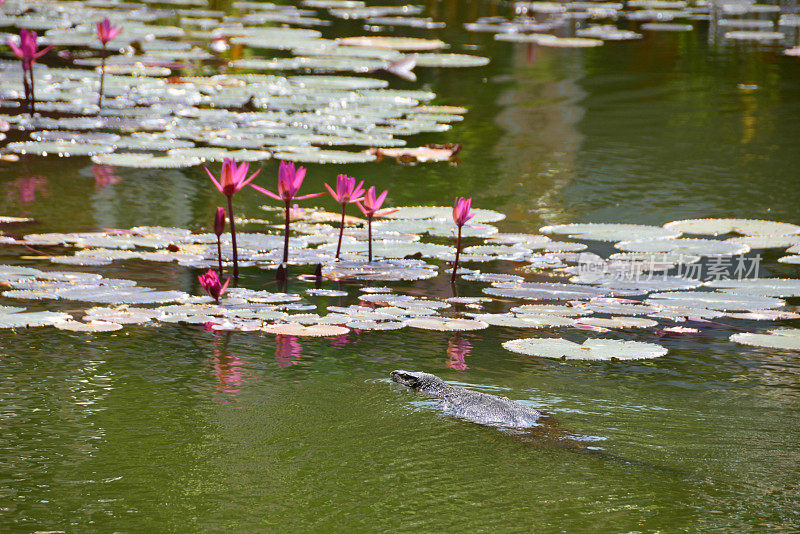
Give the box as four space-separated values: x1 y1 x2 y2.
7 29 52 68
198 269 230 303
325 174 365 204
325 174 365 259
450 197 475 283
251 161 325 268
204 158 260 280
205 158 261 198
356 187 396 219
96 18 122 44
7 29 52 115
453 197 475 227
95 18 122 107
356 187 398 263
250 161 322 202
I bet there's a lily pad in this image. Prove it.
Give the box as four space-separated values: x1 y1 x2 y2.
502 337 667 360
6 141 114 157
263 323 349 336
484 282 609 300
615 238 749 256
663 218 800 236
730 328 800 350
510 304 592 317
576 316 658 329
541 223 681 242
706 278 800 297
384 206 505 223
414 53 490 67
345 320 406 330
468 313 575 328
272 149 377 164
91 153 203 168
54 320 124 332
336 36 446 50
724 235 800 249
405 318 489 331
645 291 784 311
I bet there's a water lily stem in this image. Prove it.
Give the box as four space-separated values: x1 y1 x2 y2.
336 203 346 259
227 196 239 282
283 200 290 265
28 66 36 115
21 67 30 114
451 225 462 283
216 236 223 278
367 215 373 263
98 43 106 108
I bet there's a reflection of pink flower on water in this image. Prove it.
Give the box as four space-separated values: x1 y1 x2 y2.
6 176 48 205
275 335 302 367
446 335 471 371
92 165 121 189
210 341 247 399
214 352 244 388
330 332 349 348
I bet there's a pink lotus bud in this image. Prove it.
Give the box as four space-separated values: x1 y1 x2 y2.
452 197 475 227
214 207 226 237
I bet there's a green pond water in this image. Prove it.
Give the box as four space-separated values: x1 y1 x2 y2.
3 1 800 532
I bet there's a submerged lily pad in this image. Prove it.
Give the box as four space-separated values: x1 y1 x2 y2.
502 337 667 360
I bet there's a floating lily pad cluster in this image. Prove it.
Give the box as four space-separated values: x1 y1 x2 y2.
4 213 800 360
0 0 493 167
468 0 800 55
